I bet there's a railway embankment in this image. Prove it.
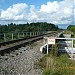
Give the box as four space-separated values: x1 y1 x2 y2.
0 39 45 75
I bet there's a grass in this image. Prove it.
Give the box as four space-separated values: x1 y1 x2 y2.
35 44 75 75
42 54 75 75
63 30 72 34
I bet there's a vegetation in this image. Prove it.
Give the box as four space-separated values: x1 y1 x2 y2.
63 30 72 34
42 54 75 75
67 25 75 47
67 25 75 34
0 22 59 42
36 44 75 75
0 22 59 33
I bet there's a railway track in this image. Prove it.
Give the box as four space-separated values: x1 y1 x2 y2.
0 31 58 55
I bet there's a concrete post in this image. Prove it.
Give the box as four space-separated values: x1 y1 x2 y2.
36 32 37 36
4 33 6 42
35 32 36 36
23 32 24 37
32 32 34 36
12 33 14 40
37 32 38 36
18 33 19 38
30 32 31 37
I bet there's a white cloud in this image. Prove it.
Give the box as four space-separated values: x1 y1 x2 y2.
40 1 59 13
27 5 38 21
0 3 28 20
39 0 74 24
0 0 74 25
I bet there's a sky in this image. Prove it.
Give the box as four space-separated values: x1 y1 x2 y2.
0 0 75 29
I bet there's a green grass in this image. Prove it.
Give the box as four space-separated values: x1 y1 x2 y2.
41 54 75 75
63 30 72 34
36 44 75 75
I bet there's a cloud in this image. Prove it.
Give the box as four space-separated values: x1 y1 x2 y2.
0 0 74 25
0 3 28 20
39 0 74 24
40 1 59 13
27 5 38 21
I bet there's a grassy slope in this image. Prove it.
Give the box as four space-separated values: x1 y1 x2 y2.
36 44 75 75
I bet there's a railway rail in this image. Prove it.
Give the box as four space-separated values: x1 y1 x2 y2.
0 31 58 55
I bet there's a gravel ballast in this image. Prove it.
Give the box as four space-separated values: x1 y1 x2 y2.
0 39 45 75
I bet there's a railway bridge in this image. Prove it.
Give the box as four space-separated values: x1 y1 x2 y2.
0 30 74 75
0 31 59 55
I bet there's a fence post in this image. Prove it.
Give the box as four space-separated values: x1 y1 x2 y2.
37 32 38 36
23 32 24 37
18 33 19 38
12 33 14 40
35 32 36 36
33 32 34 36
4 33 6 42
30 32 32 37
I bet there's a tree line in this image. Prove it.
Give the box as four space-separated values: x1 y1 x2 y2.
0 22 59 33
67 25 75 33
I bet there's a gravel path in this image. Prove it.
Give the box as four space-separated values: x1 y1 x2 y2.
0 39 45 75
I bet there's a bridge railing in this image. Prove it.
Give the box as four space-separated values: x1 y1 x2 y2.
0 31 47 42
